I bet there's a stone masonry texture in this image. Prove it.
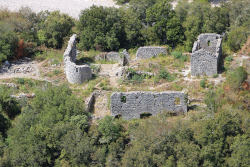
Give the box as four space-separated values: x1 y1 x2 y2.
191 33 222 76
95 50 130 66
136 46 167 59
64 34 92 84
111 91 187 120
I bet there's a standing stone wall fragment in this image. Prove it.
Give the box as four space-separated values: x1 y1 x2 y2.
191 33 222 76
63 34 92 84
136 46 167 60
111 91 187 120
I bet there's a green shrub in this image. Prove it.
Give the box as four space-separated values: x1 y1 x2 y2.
158 69 174 81
131 74 143 82
53 70 60 75
200 78 207 88
171 51 188 62
227 27 248 52
212 73 218 78
127 68 136 75
227 66 247 89
225 55 233 62
17 78 25 85
171 51 182 59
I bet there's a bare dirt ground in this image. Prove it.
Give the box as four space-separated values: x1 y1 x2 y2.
0 61 43 80
99 64 120 87
0 0 118 19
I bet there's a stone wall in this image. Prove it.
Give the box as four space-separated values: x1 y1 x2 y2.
191 33 222 76
111 91 187 120
85 93 95 112
95 49 130 66
136 46 167 60
64 34 92 84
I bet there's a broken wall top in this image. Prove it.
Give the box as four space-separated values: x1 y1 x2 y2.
192 33 222 58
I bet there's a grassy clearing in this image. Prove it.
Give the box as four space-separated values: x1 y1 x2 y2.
1 78 52 94
33 49 64 62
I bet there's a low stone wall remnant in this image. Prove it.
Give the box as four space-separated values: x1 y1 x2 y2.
111 91 187 120
95 49 130 66
136 46 167 60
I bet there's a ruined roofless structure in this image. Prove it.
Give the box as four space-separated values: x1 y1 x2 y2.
111 91 187 120
191 33 222 76
63 35 92 84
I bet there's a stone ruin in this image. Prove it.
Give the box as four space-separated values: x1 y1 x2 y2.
111 91 187 120
64 34 92 84
95 49 130 66
136 46 167 60
191 33 222 76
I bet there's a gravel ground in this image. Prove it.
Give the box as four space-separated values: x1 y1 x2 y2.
0 0 119 19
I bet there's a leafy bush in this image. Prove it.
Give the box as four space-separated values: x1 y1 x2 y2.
227 66 248 89
53 70 60 75
98 116 121 143
212 73 218 78
158 69 174 81
17 78 25 85
131 74 144 82
127 68 136 75
200 78 207 88
227 27 248 52
171 51 188 62
225 55 233 62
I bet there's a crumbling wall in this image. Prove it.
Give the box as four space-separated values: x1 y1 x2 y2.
111 91 187 120
64 34 92 84
85 93 95 112
136 46 167 60
95 49 130 66
191 33 222 76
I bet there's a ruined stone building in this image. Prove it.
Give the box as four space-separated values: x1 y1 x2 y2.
136 46 167 59
111 91 187 120
191 33 222 76
64 34 92 84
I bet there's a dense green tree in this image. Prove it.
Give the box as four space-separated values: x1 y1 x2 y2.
60 128 94 166
122 7 144 47
0 22 18 61
227 26 249 52
145 0 184 46
227 66 248 90
228 0 250 30
78 6 125 51
6 85 88 166
228 134 250 166
40 11 74 49
0 85 20 137
182 1 211 51
98 115 122 143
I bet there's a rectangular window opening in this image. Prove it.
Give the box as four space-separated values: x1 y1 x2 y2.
175 97 180 105
208 40 211 46
121 96 126 103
